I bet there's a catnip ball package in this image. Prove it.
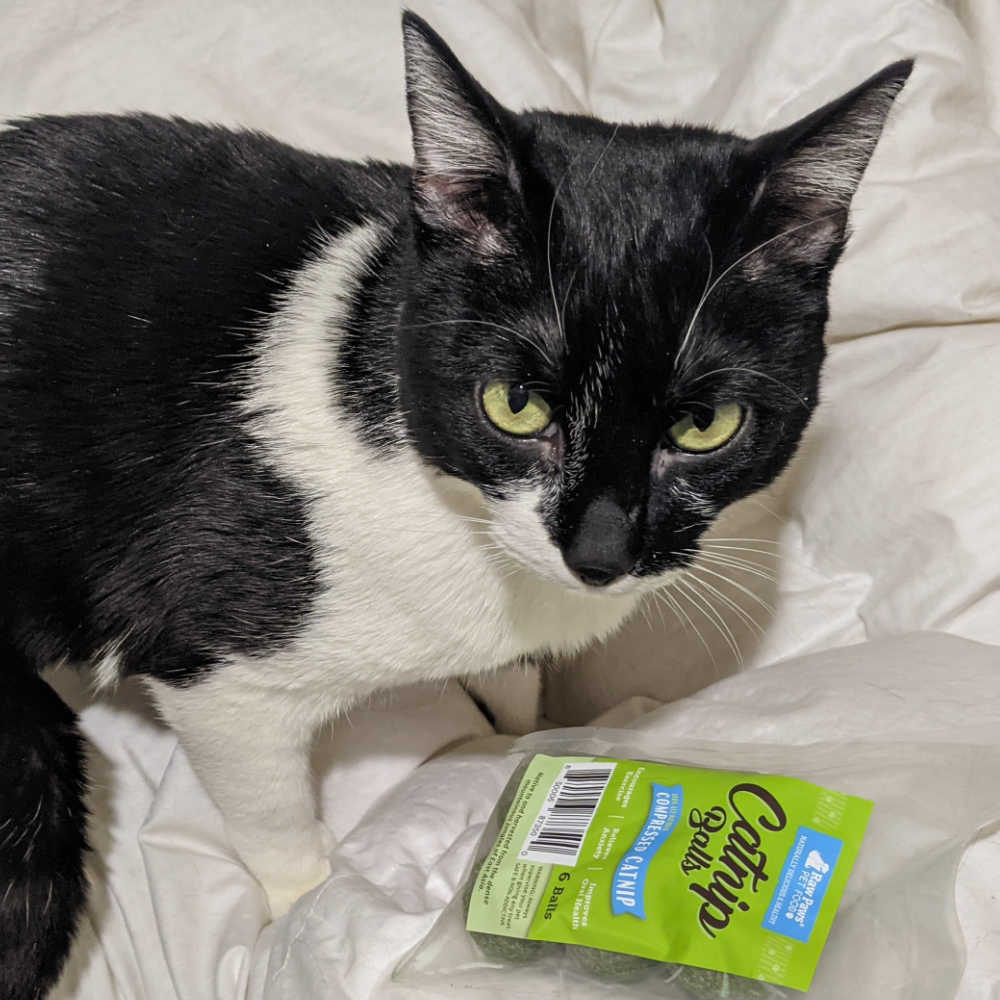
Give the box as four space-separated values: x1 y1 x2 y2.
396 729 1000 1000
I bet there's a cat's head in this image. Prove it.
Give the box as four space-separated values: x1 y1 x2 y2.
394 11 910 595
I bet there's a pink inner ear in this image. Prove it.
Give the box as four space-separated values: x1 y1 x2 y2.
417 172 509 255
740 208 847 280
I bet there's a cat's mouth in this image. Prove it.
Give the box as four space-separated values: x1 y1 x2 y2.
491 531 681 598
570 571 678 598
558 561 688 598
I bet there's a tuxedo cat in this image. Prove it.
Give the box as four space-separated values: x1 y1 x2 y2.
0 11 910 996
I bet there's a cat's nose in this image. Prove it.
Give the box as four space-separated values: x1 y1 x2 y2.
571 563 623 588
563 497 636 587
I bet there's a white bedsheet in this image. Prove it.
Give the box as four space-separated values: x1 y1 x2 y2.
2 1 997 997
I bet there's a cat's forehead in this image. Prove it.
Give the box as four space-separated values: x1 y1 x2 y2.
515 117 753 399
522 115 748 257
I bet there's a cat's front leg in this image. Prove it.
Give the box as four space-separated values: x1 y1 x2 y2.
146 671 333 919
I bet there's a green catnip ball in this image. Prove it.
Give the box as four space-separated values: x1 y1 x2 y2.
676 966 787 1000
463 859 548 965
564 944 667 983
470 928 549 964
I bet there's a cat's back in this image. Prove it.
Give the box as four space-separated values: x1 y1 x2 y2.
0 112 404 223
0 112 407 430
0 112 407 479
0 112 406 319
0 115 407 674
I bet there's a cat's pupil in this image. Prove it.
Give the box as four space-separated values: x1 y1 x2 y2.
507 384 530 413
692 408 715 432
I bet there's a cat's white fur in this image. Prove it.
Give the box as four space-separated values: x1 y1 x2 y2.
147 221 643 916
89 641 124 694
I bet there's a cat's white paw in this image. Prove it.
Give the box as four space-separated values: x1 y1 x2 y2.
230 820 335 920
261 854 333 919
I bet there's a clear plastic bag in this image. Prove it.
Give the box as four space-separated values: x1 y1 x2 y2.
396 728 1000 1000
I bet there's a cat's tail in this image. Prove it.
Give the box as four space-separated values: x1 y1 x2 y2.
0 669 89 1000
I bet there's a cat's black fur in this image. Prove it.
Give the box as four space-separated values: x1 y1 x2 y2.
0 11 910 997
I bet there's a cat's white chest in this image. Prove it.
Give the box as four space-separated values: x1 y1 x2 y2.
294 459 637 702
232 444 637 712
238 222 637 714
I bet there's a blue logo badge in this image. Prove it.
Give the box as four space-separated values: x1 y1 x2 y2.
763 826 843 942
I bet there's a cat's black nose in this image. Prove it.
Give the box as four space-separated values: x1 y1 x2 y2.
571 563 622 588
563 497 636 588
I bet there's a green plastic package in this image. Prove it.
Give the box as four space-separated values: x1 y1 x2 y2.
396 731 999 1000
465 753 870 993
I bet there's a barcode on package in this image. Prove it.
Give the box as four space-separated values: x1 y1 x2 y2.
518 762 616 866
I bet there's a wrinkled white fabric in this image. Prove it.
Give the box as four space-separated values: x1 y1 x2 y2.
1 1 996 998
264 635 1000 1000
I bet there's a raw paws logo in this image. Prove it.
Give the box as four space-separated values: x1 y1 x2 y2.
804 850 829 875
763 828 844 943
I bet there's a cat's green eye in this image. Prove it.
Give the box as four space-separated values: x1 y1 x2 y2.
482 380 552 436
668 402 743 453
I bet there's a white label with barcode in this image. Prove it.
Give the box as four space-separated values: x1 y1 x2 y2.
518 761 616 866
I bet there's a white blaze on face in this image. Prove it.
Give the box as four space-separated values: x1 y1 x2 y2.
486 484 577 588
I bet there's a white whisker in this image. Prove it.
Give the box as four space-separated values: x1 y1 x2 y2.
385 318 559 368
685 568 766 636
742 495 784 521
546 123 619 341
581 122 621 188
676 519 715 534
637 598 655 632
701 542 783 559
559 267 578 332
677 576 744 666
698 553 780 583
701 546 777 570
654 586 717 668
687 365 810 410
674 212 838 373
703 536 784 546
690 560 777 612
676 231 715 368
546 154 583 341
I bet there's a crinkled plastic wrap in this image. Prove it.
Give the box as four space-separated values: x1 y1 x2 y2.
396 728 1000 999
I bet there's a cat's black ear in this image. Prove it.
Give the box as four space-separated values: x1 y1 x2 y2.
750 60 914 262
402 11 520 253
